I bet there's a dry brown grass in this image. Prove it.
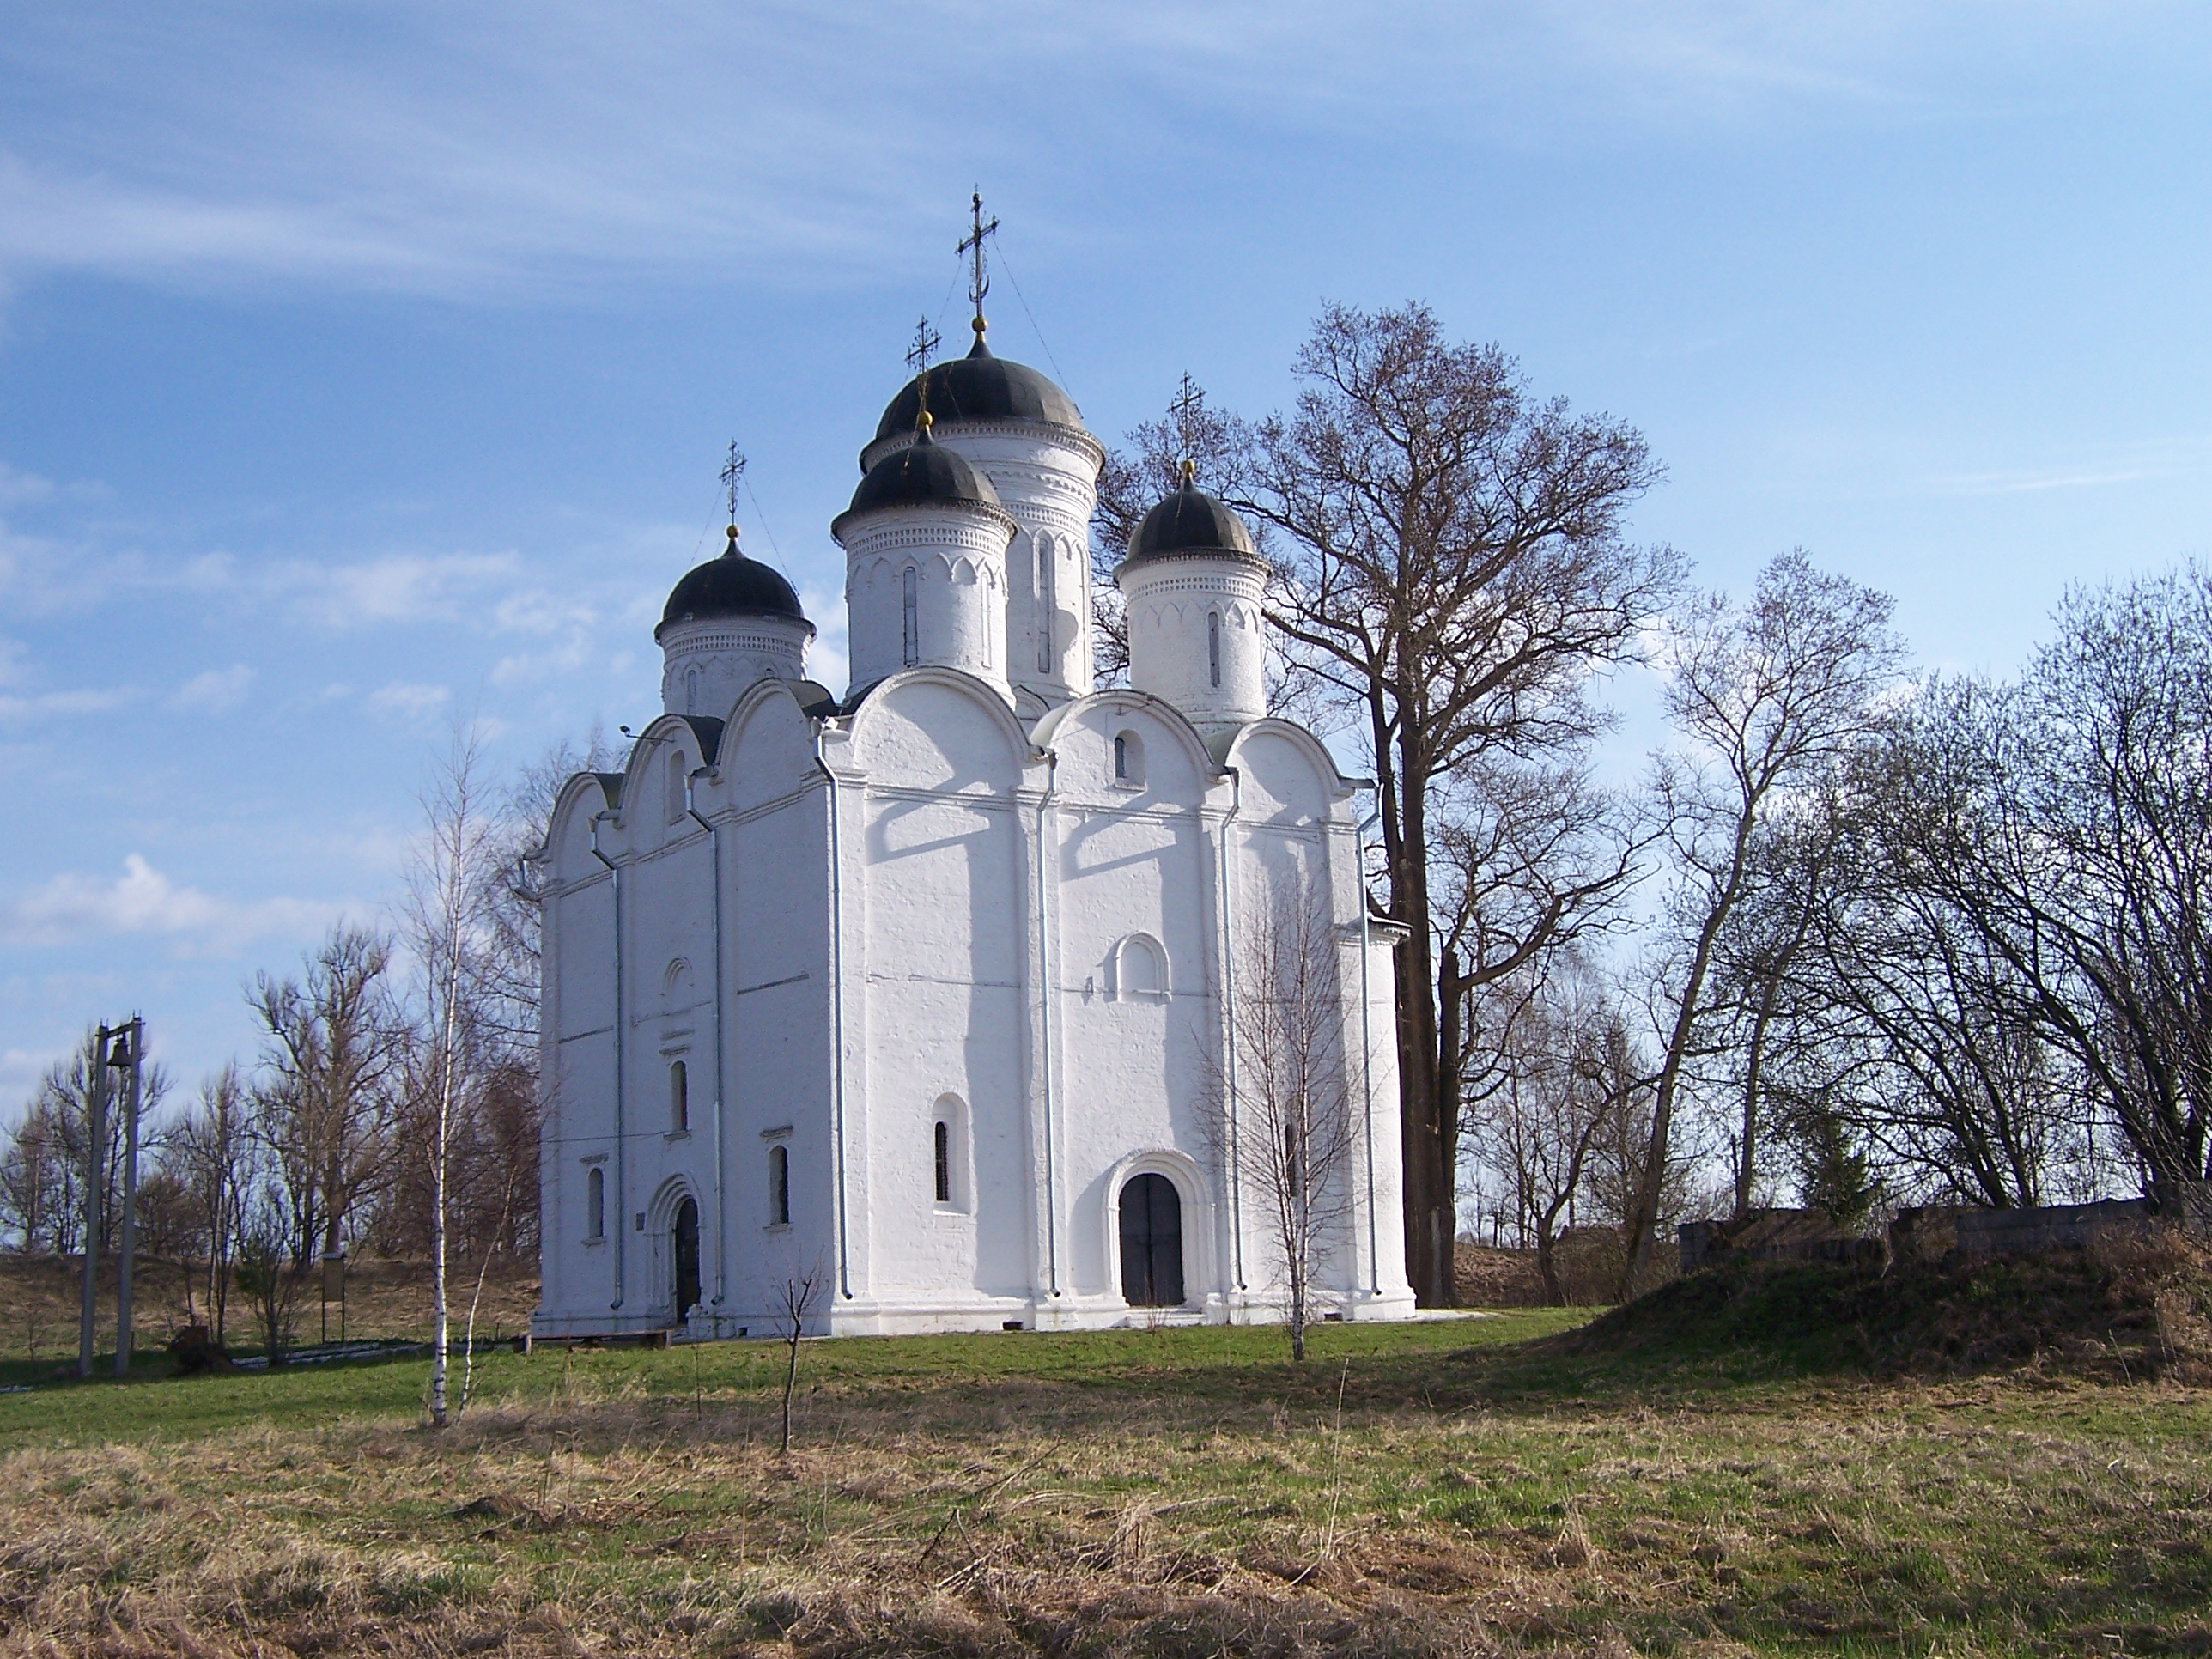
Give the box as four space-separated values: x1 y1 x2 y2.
0 1303 2207 1656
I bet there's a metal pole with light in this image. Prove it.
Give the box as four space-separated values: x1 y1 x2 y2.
77 1025 110 1380
112 1020 143 1379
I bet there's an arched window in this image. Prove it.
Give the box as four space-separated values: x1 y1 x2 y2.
669 1059 689 1133
769 1144 791 1225
1036 534 1056 671
902 565 920 665
684 665 700 714
1113 729 1145 785
934 1120 951 1205
1114 933 1168 1000
1207 611 1222 689
586 1165 605 1240
666 750 688 825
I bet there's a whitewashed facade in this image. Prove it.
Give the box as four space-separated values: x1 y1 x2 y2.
533 336 1417 1339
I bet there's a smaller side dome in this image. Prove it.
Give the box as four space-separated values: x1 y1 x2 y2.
834 422 1004 541
1121 471 1261 568
658 529 810 640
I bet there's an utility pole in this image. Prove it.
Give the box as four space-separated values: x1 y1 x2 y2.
78 1025 110 1380
112 1019 143 1379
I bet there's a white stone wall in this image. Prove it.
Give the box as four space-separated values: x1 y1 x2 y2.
538 605 1417 1343
1121 557 1269 733
840 506 1016 696
659 613 812 716
860 423 1104 712
535 687 838 1340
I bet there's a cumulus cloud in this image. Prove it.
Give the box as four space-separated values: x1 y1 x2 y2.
367 679 450 720
0 854 332 952
171 663 253 712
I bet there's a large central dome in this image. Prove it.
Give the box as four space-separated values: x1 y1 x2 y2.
870 337 1084 453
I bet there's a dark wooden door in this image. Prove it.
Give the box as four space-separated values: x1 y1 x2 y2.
1119 1174 1185 1307
672 1197 701 1319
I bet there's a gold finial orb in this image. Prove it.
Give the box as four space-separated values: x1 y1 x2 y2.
918 409 935 434
726 524 740 539
1180 457 1196 483
972 314 987 335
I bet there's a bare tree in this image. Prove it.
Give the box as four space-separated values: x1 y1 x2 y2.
165 1065 253 1344
249 927 403 1265
0 1097 68 1254
775 1255 828 1455
1200 883 1365 1360
1244 302 1679 1306
1850 570 2212 1191
1464 957 1629 1304
1702 786 1850 1219
1626 550 1905 1288
232 1179 304 1362
401 725 501 1429
1 1030 170 1255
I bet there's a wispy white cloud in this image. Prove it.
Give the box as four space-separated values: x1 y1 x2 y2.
0 854 334 952
171 663 253 713
367 680 451 720
0 684 133 720
0 2 2139 302
0 1044 64 1106
282 550 520 629
1936 465 2167 496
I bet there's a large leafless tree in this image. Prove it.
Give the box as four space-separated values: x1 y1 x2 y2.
1626 550 1905 1286
249 927 404 1266
1243 303 1677 1305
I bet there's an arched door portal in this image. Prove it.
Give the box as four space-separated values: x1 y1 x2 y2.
1118 1173 1184 1308
672 1196 701 1321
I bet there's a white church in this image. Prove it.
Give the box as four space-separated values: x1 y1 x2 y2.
532 283 1417 1340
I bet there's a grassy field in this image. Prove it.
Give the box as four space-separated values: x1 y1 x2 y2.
0 1264 2208 1657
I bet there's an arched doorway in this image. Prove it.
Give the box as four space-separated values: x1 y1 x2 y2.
1119 1173 1184 1307
672 1195 701 1321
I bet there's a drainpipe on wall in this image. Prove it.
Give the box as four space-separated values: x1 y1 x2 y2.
1218 765 1244 1292
685 771 728 1317
589 814 627 1316
1036 748 1062 1299
812 725 854 1301
1357 804 1383 1297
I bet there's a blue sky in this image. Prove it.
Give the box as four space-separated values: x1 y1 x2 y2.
3 3 2209 1109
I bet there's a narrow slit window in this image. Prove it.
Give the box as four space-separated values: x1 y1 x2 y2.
666 751 688 825
769 1144 791 1224
684 665 699 714
1036 536 1055 671
586 1165 605 1240
933 1120 951 1205
1207 611 1222 688
1114 734 1128 781
669 1059 688 1133
902 566 920 665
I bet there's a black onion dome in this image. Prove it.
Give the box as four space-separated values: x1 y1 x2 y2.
871 337 1084 450
657 531 810 640
1123 475 1261 566
836 427 1005 534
